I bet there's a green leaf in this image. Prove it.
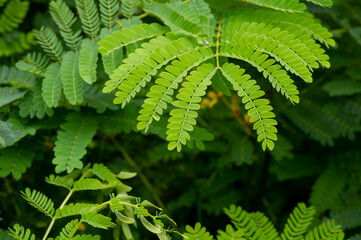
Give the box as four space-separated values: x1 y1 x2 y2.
99 0 119 30
0 87 26 107
15 52 50 77
183 223 214 240
323 79 361 96
117 171 137 179
139 215 161 234
53 113 98 173
9 224 36 240
75 0 101 40
310 166 348 214
71 234 101 240
0 65 35 88
61 51 84 105
33 26 64 63
121 0 138 19
115 210 135 224
55 203 98 218
304 0 333 7
82 212 116 229
0 120 23 148
240 0 307 13
21 188 55 217
19 82 54 119
79 39 99 84
49 0 82 51
0 147 35 180
42 63 62 108
279 203 316 240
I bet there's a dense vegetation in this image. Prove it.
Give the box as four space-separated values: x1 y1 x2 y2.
0 0 360 239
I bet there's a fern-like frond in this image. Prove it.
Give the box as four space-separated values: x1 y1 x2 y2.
305 220 344 240
19 82 54 119
99 0 119 30
0 0 29 33
9 224 36 240
0 87 26 107
73 178 115 191
240 0 307 13
220 44 299 104
55 203 98 218
224 205 265 240
137 47 214 132
0 31 35 57
75 0 101 40
0 147 35 180
166 63 216 151
331 205 361 230
98 23 168 56
61 51 84 104
278 203 316 240
106 37 196 105
221 63 277 151
82 212 116 229
42 63 62 108
304 0 333 7
46 172 81 189
0 120 23 148
0 65 35 88
79 39 99 84
285 99 359 146
91 163 118 182
99 28 123 76
323 79 361 96
16 52 50 77
228 9 335 47
33 27 64 63
71 235 101 240
142 0 153 12
217 225 244 240
183 223 214 240
188 0 216 37
53 113 98 173
223 21 317 82
49 0 82 51
21 188 55 218
56 219 80 240
150 0 215 41
121 0 138 19
309 166 348 214
251 212 278 240
101 47 123 76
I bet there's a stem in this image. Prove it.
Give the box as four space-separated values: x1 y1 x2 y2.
60 190 74 209
111 137 167 212
215 21 223 69
42 189 74 240
42 218 56 240
41 171 93 240
138 12 148 19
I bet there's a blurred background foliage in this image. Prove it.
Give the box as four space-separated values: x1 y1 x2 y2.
0 0 360 239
